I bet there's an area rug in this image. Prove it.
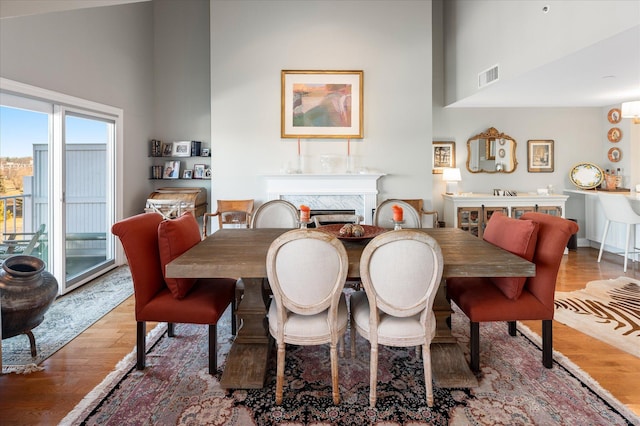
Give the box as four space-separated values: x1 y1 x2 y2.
2 265 133 373
554 277 640 358
62 305 640 425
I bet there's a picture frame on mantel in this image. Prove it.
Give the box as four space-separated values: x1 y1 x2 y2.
432 141 455 174
527 140 554 173
281 70 363 139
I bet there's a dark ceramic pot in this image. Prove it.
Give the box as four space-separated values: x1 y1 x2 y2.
0 255 58 340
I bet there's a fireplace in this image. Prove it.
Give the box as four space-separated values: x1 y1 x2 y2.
265 173 385 225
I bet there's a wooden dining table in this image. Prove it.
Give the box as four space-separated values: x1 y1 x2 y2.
166 227 535 389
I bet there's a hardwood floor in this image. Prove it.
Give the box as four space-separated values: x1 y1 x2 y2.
0 247 638 425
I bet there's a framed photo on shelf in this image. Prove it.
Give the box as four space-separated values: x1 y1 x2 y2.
201 148 210 157
163 160 180 179
193 164 206 179
171 141 192 157
281 70 363 139
527 140 554 173
182 170 193 179
162 143 173 157
432 141 455 174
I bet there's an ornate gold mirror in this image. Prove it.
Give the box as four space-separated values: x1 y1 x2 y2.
466 127 517 173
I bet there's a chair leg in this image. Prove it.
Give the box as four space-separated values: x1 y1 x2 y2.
209 324 217 374
542 319 553 368
136 321 146 370
597 220 611 263
470 321 480 373
624 224 631 272
330 341 340 405
369 343 379 408
508 321 516 336
26 331 37 357
167 322 175 337
275 341 286 405
422 342 433 407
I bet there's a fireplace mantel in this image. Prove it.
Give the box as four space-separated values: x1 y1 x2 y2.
265 173 385 225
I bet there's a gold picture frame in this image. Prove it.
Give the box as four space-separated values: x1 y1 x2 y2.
281 70 363 138
527 140 554 173
432 141 456 174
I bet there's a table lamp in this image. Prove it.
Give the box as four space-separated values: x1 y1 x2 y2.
443 167 461 195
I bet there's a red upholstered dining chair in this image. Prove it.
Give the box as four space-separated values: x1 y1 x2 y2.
111 212 236 374
446 212 578 372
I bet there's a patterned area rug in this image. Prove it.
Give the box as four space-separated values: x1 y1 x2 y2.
554 277 640 358
63 305 640 425
2 266 133 372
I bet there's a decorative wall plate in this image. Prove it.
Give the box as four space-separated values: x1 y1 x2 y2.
607 127 622 142
569 162 604 189
498 148 505 158
607 147 622 162
607 108 621 124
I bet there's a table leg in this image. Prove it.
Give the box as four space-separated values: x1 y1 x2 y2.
431 280 478 388
220 278 272 389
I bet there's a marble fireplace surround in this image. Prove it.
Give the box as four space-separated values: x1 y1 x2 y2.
265 173 385 225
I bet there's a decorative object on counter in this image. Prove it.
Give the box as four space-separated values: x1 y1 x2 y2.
443 167 462 194
621 100 640 124
569 162 604 190
281 70 363 138
607 108 621 124
432 141 456 174
607 127 622 143
604 173 618 190
171 141 192 157
466 127 517 174
527 140 554 173
607 147 622 163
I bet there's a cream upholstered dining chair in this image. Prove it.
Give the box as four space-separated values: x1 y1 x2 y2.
251 199 299 229
266 229 349 405
597 192 640 272
373 199 422 228
350 230 444 407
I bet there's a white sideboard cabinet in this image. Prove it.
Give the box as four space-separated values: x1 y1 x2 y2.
442 193 568 238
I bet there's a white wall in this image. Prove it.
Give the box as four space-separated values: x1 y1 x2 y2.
0 2 155 217
210 0 434 209
443 0 639 105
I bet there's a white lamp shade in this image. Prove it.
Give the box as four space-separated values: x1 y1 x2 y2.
442 167 461 182
621 101 640 120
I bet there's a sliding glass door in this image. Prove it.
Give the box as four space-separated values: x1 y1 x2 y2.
0 86 118 294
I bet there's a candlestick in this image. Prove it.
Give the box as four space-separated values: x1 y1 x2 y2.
347 138 351 156
297 138 301 156
299 204 310 222
392 205 403 222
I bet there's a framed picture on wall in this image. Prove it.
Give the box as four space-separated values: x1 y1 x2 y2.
527 140 554 173
281 70 363 138
432 141 455 174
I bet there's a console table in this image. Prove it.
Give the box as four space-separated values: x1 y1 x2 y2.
443 193 568 238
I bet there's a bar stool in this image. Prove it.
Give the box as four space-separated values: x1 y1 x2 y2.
597 193 640 272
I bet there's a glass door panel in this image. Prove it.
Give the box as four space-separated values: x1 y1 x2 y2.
63 112 114 290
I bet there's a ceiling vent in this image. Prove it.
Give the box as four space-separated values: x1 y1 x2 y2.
478 64 499 88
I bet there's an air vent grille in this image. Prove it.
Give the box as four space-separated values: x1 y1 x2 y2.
478 65 499 88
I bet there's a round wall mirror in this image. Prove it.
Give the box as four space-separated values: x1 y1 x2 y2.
466 127 517 173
